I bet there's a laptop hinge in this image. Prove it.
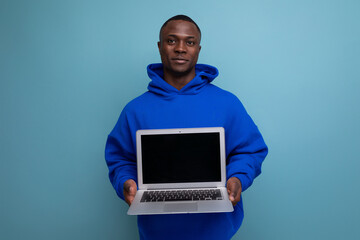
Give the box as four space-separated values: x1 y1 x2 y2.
146 186 218 190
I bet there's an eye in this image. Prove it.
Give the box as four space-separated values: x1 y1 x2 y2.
187 41 195 46
167 39 176 44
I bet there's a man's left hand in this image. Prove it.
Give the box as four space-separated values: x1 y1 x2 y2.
227 177 242 206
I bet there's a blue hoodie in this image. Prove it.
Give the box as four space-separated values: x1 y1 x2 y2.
105 63 268 240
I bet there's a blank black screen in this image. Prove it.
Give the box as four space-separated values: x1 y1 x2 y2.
141 132 221 184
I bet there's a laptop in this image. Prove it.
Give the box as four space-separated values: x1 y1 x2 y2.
127 127 234 215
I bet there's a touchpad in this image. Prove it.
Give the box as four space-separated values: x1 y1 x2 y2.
163 203 198 213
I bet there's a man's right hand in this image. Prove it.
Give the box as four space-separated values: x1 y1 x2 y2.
123 179 137 206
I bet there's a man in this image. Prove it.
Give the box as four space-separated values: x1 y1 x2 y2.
105 15 268 240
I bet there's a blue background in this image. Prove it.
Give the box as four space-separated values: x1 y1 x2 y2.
1 0 359 239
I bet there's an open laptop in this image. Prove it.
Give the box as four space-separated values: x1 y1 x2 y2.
127 127 234 215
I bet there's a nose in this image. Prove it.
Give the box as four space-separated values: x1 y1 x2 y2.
174 41 186 54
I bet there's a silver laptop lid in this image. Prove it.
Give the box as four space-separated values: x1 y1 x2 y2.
136 127 226 190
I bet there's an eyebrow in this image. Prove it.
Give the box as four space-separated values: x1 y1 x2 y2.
167 34 196 39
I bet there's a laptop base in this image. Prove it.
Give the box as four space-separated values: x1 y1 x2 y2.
127 187 233 215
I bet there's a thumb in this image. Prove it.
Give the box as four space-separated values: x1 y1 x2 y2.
227 181 238 201
128 185 136 195
124 180 137 195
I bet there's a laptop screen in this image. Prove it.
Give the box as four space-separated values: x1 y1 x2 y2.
141 132 222 184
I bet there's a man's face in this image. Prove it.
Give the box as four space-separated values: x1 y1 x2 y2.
158 20 201 77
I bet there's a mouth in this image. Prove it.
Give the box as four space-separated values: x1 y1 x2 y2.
172 58 188 64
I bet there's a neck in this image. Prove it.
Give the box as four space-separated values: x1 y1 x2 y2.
163 69 196 91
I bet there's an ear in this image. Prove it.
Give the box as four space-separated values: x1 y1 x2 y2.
157 41 161 50
199 45 201 52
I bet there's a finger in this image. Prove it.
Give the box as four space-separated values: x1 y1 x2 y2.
124 188 136 206
123 180 137 206
227 179 241 205
127 195 135 206
227 181 238 201
128 185 137 196
124 184 130 193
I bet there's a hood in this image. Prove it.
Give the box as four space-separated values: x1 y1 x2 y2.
147 63 219 97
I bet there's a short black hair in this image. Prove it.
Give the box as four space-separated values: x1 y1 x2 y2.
159 15 201 42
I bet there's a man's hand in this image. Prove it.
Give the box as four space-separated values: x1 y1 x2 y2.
227 177 242 206
123 179 137 206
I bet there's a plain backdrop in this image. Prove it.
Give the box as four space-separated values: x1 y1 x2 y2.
1 0 359 239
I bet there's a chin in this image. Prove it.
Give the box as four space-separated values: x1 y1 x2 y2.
171 65 194 74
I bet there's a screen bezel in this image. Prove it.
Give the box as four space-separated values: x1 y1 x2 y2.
136 127 226 190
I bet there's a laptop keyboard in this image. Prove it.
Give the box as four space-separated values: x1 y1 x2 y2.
140 189 223 202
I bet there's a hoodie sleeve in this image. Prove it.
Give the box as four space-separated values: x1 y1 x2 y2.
225 97 268 192
105 108 137 201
